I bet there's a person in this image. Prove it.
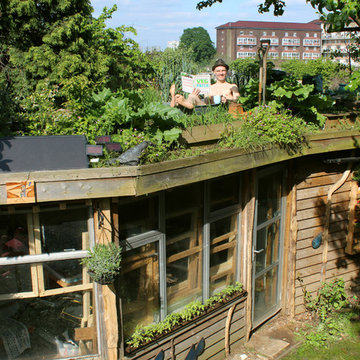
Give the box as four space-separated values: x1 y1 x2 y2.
208 58 240 103
170 59 240 110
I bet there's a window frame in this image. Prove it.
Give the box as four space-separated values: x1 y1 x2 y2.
0 204 94 300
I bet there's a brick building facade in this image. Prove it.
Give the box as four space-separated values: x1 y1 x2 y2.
216 20 322 61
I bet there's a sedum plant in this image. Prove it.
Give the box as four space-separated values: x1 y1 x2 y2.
80 243 122 284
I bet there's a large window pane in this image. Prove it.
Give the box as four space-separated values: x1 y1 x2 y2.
118 196 158 239
119 243 160 341
0 214 29 257
0 264 32 294
0 291 96 359
254 266 279 321
44 259 86 290
255 220 280 273
257 172 282 224
210 215 237 295
208 174 240 213
40 208 88 252
166 184 203 313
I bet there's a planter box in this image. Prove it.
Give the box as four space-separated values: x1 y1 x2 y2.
323 112 359 129
181 120 244 146
124 291 247 360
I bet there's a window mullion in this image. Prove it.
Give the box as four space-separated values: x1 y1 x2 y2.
203 222 210 302
159 192 167 320
33 211 45 295
28 212 39 296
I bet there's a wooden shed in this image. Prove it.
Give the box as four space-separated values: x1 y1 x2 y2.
0 130 359 360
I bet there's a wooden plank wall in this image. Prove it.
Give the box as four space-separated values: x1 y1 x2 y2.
124 296 247 360
293 154 360 316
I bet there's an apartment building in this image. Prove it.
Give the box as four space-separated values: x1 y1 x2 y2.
216 20 322 61
321 21 360 67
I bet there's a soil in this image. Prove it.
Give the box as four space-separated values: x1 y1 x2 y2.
226 314 311 360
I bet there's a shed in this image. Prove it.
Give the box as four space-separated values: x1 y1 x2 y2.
0 130 359 360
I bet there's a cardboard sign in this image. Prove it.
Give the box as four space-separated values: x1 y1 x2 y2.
6 181 35 204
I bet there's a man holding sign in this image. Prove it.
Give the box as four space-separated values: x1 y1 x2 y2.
170 59 240 110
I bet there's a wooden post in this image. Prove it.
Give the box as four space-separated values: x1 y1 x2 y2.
243 169 256 340
345 180 358 254
94 199 119 360
322 168 351 282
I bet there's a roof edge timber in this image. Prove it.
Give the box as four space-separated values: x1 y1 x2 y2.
0 130 358 204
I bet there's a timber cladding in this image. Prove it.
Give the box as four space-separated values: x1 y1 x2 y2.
123 295 246 360
293 154 360 316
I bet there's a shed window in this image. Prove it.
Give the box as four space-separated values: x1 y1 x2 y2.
209 214 237 295
119 242 160 341
119 175 241 343
0 203 97 359
118 196 158 239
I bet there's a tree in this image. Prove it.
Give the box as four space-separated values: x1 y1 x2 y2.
0 2 155 134
179 27 216 63
196 1 360 31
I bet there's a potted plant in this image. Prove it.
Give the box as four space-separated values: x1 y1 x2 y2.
80 243 122 285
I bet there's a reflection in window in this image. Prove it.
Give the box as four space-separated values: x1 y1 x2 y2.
257 172 281 224
254 266 278 320
40 208 88 253
210 215 237 295
255 221 280 273
0 264 32 294
166 184 203 313
118 196 158 239
0 291 96 359
119 243 160 341
44 259 85 290
0 214 29 257
208 174 240 212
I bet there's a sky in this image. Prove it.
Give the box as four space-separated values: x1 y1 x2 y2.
91 0 320 50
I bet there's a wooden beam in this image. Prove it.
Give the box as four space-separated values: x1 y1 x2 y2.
94 199 119 360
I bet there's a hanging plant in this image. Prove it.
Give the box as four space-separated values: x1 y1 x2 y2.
80 243 122 285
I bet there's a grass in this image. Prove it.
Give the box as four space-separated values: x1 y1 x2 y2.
283 309 360 360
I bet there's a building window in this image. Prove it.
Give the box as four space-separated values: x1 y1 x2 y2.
303 52 320 59
303 38 321 46
237 37 257 45
314 33 318 37
249 31 253 35
240 31 244 35
261 37 279 45
281 52 300 59
285 32 288 36
237 51 257 58
269 52 279 58
282 38 300 46
272 32 275 36
263 31 267 36
306 33 309 37
293 32 297 36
